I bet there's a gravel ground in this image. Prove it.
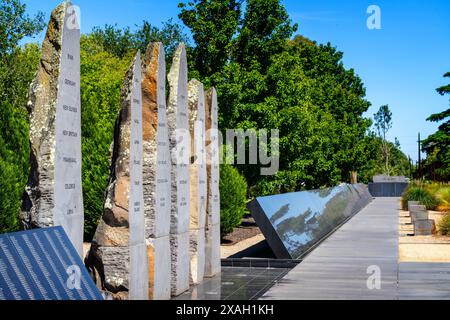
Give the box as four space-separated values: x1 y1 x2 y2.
221 215 262 245
399 209 450 262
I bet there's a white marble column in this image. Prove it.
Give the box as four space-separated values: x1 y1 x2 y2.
141 42 171 300
128 52 149 300
205 88 221 278
167 43 190 296
188 79 207 285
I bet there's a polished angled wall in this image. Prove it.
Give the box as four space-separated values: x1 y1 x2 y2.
248 184 373 259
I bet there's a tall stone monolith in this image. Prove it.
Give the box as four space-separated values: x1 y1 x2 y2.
21 2 84 258
188 79 207 285
204 88 221 278
167 43 190 296
86 53 148 300
141 42 171 300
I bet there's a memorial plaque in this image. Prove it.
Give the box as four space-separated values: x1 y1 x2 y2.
167 43 190 296
204 88 221 278
248 184 373 259
141 42 171 300
86 53 148 300
21 2 84 258
128 52 149 300
0 227 103 300
168 43 190 235
142 42 171 240
188 79 207 284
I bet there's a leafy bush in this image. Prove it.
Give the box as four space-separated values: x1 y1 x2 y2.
80 36 133 240
401 186 439 210
219 164 248 236
435 186 450 212
0 44 41 233
440 214 450 235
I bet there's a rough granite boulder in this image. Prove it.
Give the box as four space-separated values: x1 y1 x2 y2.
85 53 146 300
141 42 171 300
21 1 84 257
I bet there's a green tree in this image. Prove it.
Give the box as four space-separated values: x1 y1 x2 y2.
179 0 241 77
179 0 375 196
90 20 188 62
374 105 393 175
233 0 298 72
0 0 44 56
422 72 450 181
0 0 44 233
80 35 134 240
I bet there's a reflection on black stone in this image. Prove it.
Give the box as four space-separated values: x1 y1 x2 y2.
251 184 372 259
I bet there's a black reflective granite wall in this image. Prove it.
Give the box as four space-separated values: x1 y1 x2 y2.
248 184 373 259
368 182 408 197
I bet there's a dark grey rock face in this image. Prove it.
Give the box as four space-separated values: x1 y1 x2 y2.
141 42 171 300
86 53 148 300
21 2 84 257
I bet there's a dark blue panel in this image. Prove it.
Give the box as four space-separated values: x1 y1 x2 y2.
0 227 103 301
248 184 373 259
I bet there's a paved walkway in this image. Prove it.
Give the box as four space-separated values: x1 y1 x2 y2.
261 198 450 300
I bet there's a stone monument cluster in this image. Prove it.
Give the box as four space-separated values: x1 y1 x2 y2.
20 2 221 300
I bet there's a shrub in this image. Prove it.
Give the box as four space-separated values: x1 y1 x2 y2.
435 186 450 212
219 164 248 236
440 214 450 235
80 36 133 240
0 45 40 233
401 186 439 210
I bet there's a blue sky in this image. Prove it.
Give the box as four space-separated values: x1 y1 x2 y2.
22 0 450 162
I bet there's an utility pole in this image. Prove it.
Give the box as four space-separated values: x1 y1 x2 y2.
408 156 413 179
417 132 421 180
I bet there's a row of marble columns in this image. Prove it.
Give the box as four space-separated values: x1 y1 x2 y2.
87 44 221 300
21 2 220 301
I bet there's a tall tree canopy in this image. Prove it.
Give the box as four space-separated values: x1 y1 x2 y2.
0 0 44 233
89 19 188 62
0 0 414 235
179 0 241 77
179 0 385 194
0 0 44 56
423 72 450 181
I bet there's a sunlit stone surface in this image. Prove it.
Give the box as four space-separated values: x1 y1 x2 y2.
170 232 190 296
188 79 207 231
86 53 148 300
204 88 221 278
141 42 171 300
188 79 207 284
204 223 221 277
146 235 171 299
21 2 84 257
248 184 373 259
167 44 190 296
